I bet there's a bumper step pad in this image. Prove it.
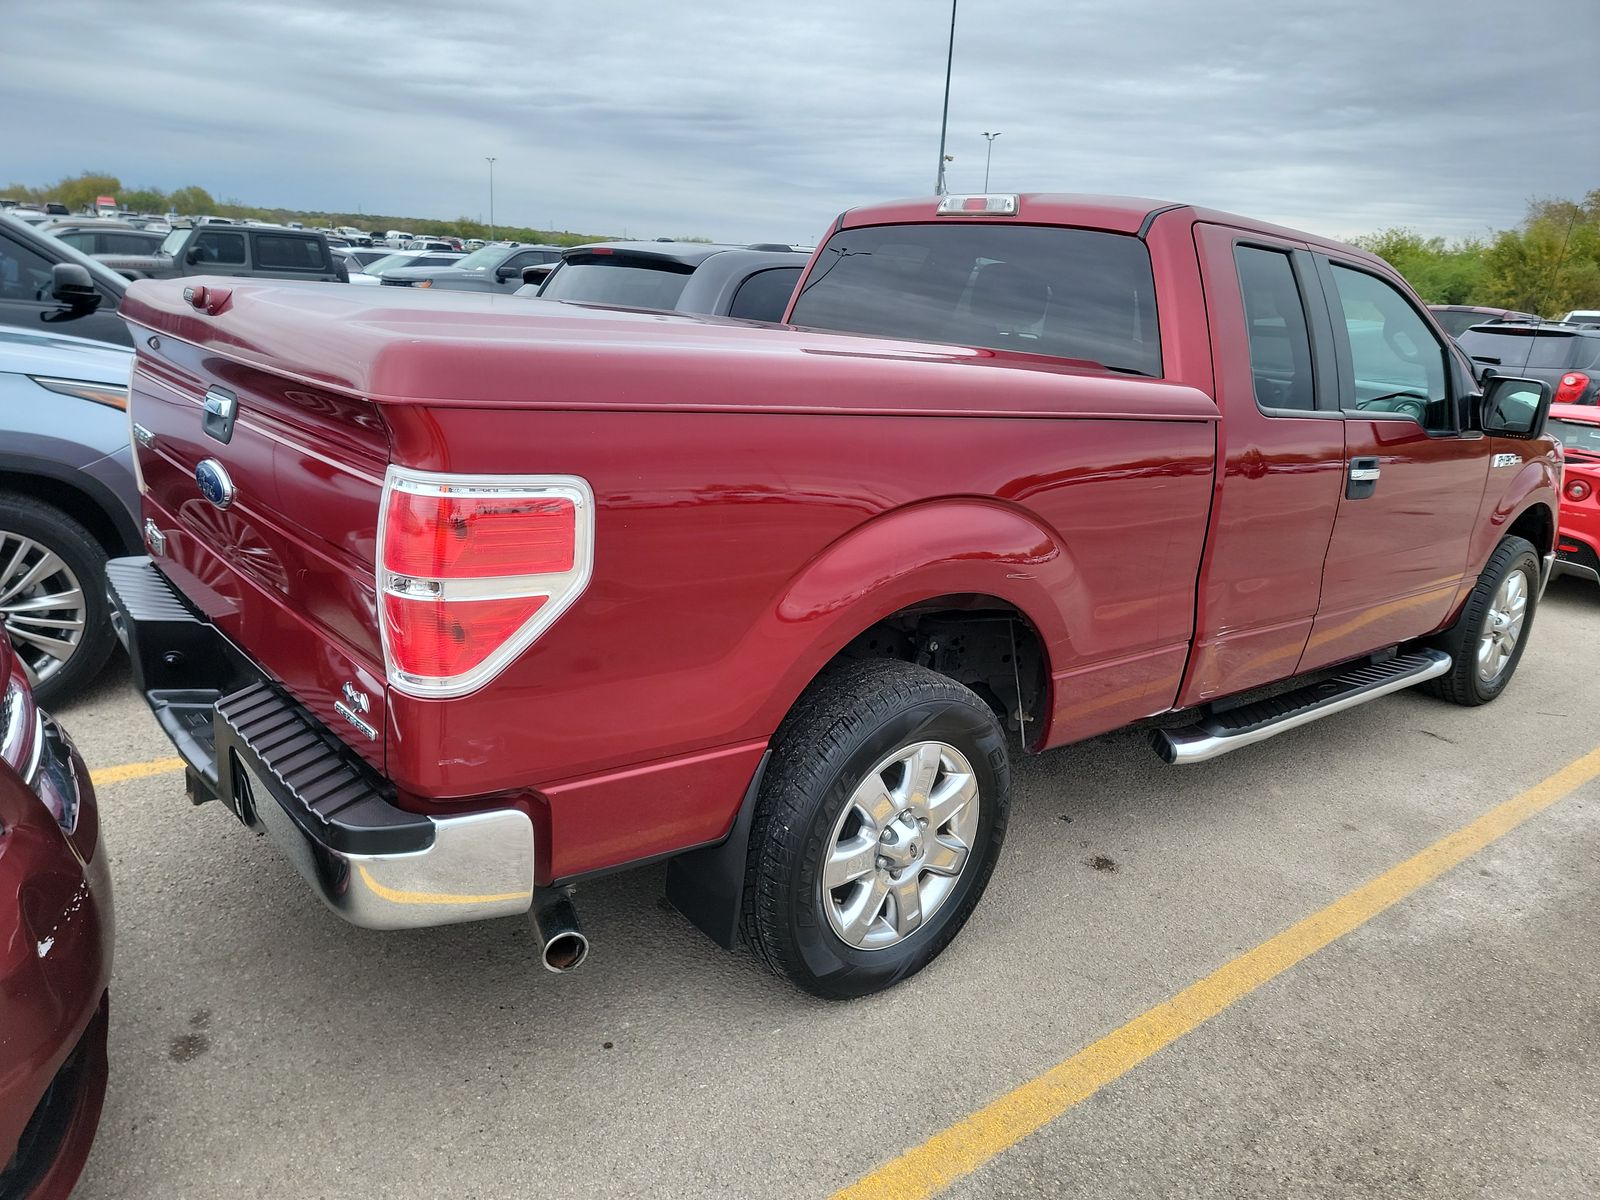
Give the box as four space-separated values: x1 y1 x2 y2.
216 684 431 856
1155 649 1452 764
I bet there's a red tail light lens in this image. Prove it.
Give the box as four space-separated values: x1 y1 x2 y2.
1567 479 1593 503
1555 372 1590 404
383 491 576 578
378 471 594 697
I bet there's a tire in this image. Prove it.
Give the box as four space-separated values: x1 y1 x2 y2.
741 658 1010 999
1424 535 1540 706
0 494 116 706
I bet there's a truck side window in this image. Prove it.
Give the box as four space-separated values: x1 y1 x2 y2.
729 267 803 322
1327 264 1450 431
193 231 247 265
1234 246 1316 412
256 235 326 270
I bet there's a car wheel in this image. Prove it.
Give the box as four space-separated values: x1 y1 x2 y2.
742 658 1010 999
0 494 116 706
1425 535 1540 706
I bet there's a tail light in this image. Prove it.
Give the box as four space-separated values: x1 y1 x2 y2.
1555 372 1590 404
1567 478 1593 503
378 469 594 697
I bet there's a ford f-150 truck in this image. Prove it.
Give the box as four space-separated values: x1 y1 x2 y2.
107 194 1558 999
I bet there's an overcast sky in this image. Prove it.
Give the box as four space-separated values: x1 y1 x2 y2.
4 0 1596 245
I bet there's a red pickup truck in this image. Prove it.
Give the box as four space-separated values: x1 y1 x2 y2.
109 194 1559 998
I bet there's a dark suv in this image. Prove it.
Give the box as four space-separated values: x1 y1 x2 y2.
1457 322 1600 405
522 241 808 320
114 226 347 283
1428 304 1540 338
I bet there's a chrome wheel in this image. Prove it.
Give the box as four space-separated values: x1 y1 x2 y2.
1476 567 1528 684
821 740 982 951
0 532 87 688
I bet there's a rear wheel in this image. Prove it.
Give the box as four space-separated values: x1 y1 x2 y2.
0 495 115 706
741 659 1010 999
1425 535 1540 706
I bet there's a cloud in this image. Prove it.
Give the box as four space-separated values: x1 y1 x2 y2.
4 0 1595 244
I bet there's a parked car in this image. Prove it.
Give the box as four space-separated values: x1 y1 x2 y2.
355 250 466 280
523 241 808 320
112 193 1557 1000
39 221 169 281
1550 403 1600 587
1456 321 1600 405
333 246 394 275
0 328 139 703
0 212 132 347
1560 309 1600 327
102 225 348 283
383 230 414 248
381 243 564 291
403 238 456 252
334 226 373 246
0 632 112 1200
1428 304 1541 338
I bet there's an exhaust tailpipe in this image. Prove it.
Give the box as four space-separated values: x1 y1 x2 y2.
532 890 589 973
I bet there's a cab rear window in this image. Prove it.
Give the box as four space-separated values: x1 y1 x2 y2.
786 223 1161 376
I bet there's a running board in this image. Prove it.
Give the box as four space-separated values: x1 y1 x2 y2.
1154 650 1452 765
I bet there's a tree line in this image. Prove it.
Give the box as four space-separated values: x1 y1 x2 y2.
2 172 613 248
1353 191 1599 315
7 173 1597 313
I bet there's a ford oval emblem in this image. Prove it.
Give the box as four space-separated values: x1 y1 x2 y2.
196 458 236 510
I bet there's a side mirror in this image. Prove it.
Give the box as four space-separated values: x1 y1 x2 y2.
1478 376 1553 439
50 263 102 312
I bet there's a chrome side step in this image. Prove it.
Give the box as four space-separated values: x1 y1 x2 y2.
1155 649 1452 765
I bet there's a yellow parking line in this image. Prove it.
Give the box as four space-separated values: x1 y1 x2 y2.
90 757 186 786
832 745 1600 1200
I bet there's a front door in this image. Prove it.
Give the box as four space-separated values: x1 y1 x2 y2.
1298 257 1493 672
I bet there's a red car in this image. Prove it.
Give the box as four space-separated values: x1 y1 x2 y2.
1552 403 1600 586
0 633 111 1199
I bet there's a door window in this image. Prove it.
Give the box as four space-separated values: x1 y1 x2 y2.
0 233 55 302
1234 246 1316 412
192 231 247 265
729 266 803 322
57 231 98 253
255 234 326 270
1328 264 1451 431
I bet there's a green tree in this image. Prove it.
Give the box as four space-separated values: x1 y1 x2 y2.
1350 228 1487 305
49 172 123 212
166 185 216 215
1479 191 1600 315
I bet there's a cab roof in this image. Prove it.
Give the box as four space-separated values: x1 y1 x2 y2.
836 193 1382 261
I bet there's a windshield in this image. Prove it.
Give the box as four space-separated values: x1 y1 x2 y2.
454 246 506 271
787 222 1162 376
362 253 416 276
539 257 695 309
1551 417 1600 458
159 229 188 256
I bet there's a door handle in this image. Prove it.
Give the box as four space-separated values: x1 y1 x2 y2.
1347 457 1380 500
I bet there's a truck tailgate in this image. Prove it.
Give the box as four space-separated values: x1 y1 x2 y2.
122 282 391 770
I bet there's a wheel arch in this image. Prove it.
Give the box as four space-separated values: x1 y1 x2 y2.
0 455 141 558
756 497 1073 749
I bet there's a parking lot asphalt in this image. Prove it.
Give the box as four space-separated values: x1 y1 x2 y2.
62 577 1599 1200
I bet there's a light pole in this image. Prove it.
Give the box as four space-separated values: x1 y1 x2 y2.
485 156 497 241
935 0 957 194
982 131 1001 191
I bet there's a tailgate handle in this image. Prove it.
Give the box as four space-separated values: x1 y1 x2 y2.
203 386 238 444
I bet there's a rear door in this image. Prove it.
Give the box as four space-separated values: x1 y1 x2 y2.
1179 224 1346 704
1297 256 1494 671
